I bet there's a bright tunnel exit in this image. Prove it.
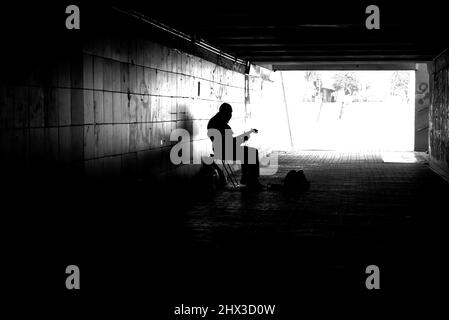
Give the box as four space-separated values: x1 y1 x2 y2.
276 70 416 152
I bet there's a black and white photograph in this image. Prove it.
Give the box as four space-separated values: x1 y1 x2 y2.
1 1 448 317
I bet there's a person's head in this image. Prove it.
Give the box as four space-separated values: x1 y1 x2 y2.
219 103 233 123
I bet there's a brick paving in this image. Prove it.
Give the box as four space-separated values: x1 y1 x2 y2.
5 151 448 313
167 151 449 302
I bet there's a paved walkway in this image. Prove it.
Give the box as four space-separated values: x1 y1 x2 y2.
168 151 449 302
5 151 447 314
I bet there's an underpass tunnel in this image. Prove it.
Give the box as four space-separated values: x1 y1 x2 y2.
1 3 447 187
1 1 448 313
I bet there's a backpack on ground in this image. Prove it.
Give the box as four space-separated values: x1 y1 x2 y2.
283 170 310 191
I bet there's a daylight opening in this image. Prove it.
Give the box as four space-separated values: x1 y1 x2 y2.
279 70 415 152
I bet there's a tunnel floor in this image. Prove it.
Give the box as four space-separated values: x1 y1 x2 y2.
166 151 449 311
6 151 449 316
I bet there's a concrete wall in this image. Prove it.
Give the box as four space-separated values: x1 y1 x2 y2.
0 50 85 181
81 34 249 184
0 9 273 186
429 51 449 175
415 63 430 152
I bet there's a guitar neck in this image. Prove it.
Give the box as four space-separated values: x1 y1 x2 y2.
235 130 254 140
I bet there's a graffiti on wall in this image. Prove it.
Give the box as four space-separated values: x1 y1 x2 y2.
429 63 449 169
416 82 430 106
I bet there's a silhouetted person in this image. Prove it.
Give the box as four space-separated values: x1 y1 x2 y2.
207 103 262 189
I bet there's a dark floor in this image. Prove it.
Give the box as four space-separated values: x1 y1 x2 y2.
3 151 449 316
165 151 449 313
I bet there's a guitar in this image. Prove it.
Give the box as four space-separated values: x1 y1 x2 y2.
234 128 258 143
209 128 258 156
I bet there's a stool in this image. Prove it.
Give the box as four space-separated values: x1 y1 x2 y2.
210 154 239 189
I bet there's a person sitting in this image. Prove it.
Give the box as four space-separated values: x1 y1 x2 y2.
207 103 263 189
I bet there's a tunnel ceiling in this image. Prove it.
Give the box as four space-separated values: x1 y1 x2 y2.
125 1 448 68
